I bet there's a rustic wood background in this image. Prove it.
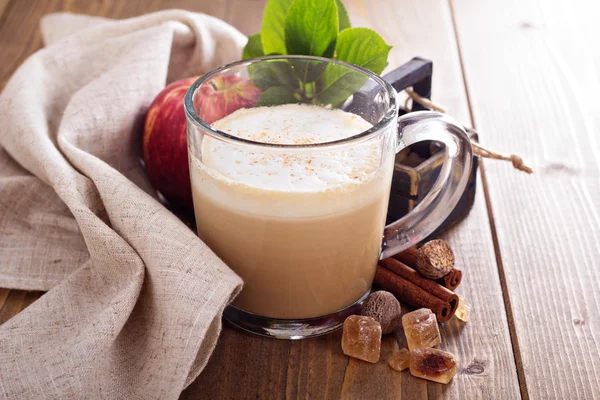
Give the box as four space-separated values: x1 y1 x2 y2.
0 0 598 399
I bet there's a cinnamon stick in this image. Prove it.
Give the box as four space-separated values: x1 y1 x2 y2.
436 268 462 291
374 266 452 322
378 258 459 322
393 247 419 269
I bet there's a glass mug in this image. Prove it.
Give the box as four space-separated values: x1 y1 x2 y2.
184 56 472 339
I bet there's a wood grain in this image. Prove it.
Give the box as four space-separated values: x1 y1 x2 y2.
0 290 42 324
0 0 11 21
342 1 521 398
0 288 13 313
451 0 600 398
0 0 523 398
0 0 263 90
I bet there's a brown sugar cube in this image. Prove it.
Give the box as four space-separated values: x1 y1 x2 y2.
402 308 441 351
455 294 471 322
410 348 457 384
361 291 402 334
388 348 411 371
341 315 382 363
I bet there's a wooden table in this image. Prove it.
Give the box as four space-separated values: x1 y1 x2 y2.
1 0 598 398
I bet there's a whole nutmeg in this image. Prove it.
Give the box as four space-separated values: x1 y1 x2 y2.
416 239 455 279
361 291 402 334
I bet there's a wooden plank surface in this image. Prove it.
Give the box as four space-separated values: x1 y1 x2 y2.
0 0 267 90
0 0 523 398
451 0 600 399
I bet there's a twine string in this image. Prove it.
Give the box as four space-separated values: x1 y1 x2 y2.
404 87 533 174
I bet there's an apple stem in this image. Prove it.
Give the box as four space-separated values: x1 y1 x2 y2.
209 81 218 91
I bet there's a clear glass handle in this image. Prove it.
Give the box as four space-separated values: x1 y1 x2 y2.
380 111 473 259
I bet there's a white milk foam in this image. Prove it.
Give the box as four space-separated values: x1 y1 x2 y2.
206 104 376 189
192 104 391 217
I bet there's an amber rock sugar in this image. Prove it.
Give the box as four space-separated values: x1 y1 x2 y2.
455 294 471 322
401 308 441 351
388 348 411 371
410 348 457 384
341 315 382 363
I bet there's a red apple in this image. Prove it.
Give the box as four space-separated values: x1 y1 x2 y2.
194 75 262 124
143 75 261 211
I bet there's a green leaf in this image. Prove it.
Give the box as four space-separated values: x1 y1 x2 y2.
260 0 295 54
243 34 264 59
256 86 299 107
249 60 300 91
315 64 366 107
335 0 351 31
284 0 339 56
315 28 391 106
322 37 337 59
292 58 326 90
334 27 391 74
249 64 280 90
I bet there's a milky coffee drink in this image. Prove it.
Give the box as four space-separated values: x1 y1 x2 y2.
189 104 394 319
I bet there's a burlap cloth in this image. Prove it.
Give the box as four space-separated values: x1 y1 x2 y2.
0 10 245 399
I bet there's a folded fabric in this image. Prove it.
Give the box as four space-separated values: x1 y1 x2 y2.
0 10 245 399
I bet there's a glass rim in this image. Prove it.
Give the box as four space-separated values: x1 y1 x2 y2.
184 55 398 150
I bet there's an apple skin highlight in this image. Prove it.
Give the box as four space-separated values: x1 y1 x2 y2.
142 75 261 211
195 75 262 124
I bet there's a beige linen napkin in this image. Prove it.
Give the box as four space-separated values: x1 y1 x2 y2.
0 10 245 399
